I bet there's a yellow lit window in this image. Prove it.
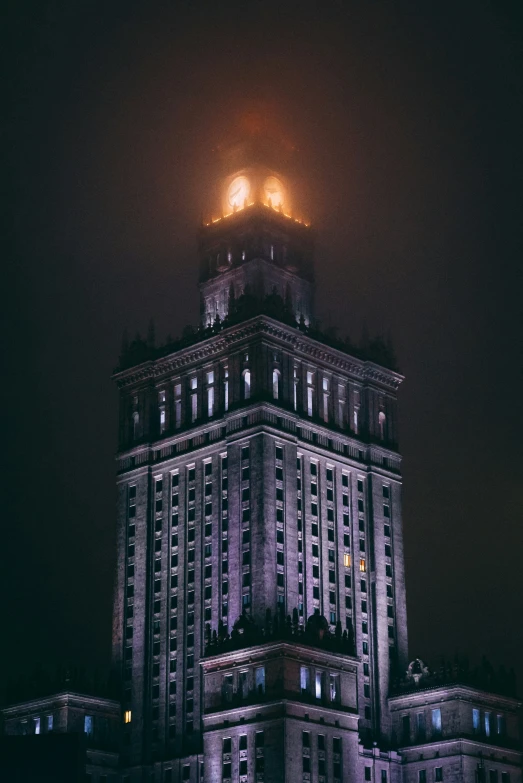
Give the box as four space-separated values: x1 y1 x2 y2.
124 710 132 724
343 553 351 568
359 559 366 572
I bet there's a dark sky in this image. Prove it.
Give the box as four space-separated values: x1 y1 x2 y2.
3 0 523 699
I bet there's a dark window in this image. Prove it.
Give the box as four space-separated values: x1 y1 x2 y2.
419 772 427 783
326 468 333 482
277 573 284 587
402 715 410 743
313 565 319 578
188 468 195 482
361 579 367 593
277 530 284 544
358 499 364 512
276 467 283 481
383 505 390 517
362 621 368 634
313 586 320 599
239 734 247 750
329 570 336 584
311 502 318 516
365 768 372 781
383 486 389 498
386 565 392 577
345 574 351 588
255 731 264 747
312 523 318 537
384 524 390 537
310 463 317 476
328 528 335 542
357 479 364 492
435 769 443 782
345 595 352 609
277 551 284 565
154 579 161 593
387 584 393 598
129 486 136 499
205 462 212 476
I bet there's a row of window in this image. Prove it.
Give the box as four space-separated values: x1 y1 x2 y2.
129 359 391 442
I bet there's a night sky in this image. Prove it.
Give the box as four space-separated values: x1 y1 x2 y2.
3 0 523 700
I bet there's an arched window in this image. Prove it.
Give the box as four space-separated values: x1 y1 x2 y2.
272 369 280 400
378 411 386 440
243 369 251 400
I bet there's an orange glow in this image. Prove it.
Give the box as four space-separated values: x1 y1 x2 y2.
227 176 250 209
204 199 310 228
263 176 284 209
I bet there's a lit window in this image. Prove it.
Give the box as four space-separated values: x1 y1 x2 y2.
379 410 386 439
485 711 491 737
124 710 132 724
191 385 197 423
255 666 265 694
344 553 351 568
46 715 53 732
353 407 359 434
360 559 366 572
293 366 298 410
243 370 251 400
300 666 310 693
272 369 280 400
207 385 214 418
329 673 340 702
432 708 442 735
159 390 166 434
84 715 93 736
174 383 182 428
33 717 40 735
315 671 322 699
224 367 229 411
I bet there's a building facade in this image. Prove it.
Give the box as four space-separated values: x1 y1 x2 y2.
2 137 521 783
110 140 409 780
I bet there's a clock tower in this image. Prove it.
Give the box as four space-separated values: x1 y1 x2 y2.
112 129 408 781
199 137 314 328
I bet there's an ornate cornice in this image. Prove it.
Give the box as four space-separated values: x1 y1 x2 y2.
113 317 403 390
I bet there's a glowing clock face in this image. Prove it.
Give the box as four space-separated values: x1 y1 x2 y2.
264 176 284 208
227 176 250 209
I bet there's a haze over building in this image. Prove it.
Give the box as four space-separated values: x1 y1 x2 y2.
2 132 521 783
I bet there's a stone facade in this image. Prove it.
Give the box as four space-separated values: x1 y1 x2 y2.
2 145 521 783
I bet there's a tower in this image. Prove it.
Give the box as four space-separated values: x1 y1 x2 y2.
112 134 408 781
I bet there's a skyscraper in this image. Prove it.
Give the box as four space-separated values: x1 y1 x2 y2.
111 135 408 780
3 134 520 783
